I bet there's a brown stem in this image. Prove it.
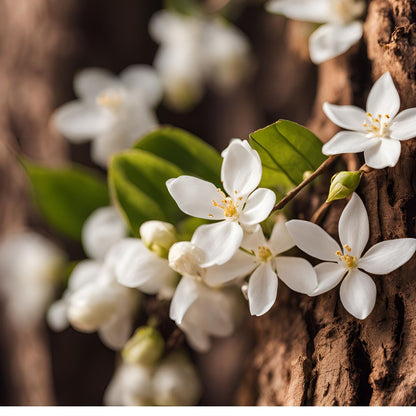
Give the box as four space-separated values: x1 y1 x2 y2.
272 155 339 212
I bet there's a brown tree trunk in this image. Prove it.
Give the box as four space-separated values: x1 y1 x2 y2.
236 0 416 406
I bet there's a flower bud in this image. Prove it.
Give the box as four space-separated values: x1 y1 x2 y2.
168 242 205 278
140 221 177 259
327 171 362 203
122 326 164 366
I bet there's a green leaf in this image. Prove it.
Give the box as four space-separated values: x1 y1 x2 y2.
164 0 202 16
249 120 326 194
134 126 221 185
109 149 184 237
176 217 209 241
23 162 109 240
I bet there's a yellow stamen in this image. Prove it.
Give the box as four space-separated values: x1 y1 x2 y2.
336 245 357 269
257 246 273 262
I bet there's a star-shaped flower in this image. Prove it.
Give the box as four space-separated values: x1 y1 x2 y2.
286 193 416 319
322 72 416 168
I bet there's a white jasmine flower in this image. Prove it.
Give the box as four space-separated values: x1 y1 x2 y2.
53 65 162 167
322 72 416 169
0 232 65 327
140 220 177 259
205 218 318 316
167 139 276 266
267 0 365 64
82 206 127 261
286 193 416 319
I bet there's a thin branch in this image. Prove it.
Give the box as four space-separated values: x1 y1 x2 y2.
272 155 340 212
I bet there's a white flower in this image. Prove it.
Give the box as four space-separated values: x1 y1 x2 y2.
0 232 65 327
111 237 178 300
322 72 416 169
167 139 276 266
205 217 318 316
286 193 416 319
53 65 162 167
267 0 365 64
140 220 177 258
82 206 127 261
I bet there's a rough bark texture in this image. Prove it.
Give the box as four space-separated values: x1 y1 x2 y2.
236 0 416 406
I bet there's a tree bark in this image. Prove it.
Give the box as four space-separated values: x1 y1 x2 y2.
236 0 416 406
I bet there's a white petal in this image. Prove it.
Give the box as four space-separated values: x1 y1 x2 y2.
286 220 340 262
338 193 369 258
275 256 318 294
169 276 199 324
239 188 276 226
268 216 295 255
240 224 267 253
359 238 416 275
309 22 363 64
99 315 132 350
68 260 101 291
191 221 243 267
204 250 257 286
222 140 262 198
47 300 69 331
322 131 375 155
53 101 112 142
179 320 211 353
120 65 163 108
82 206 126 260
266 0 333 23
74 68 118 100
366 72 400 119
166 176 224 220
248 263 278 316
310 262 347 296
363 138 401 169
323 102 367 132
340 269 376 319
390 108 416 141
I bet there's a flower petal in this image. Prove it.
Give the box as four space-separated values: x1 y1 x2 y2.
322 131 375 156
204 249 257 286
309 22 363 65
120 65 163 108
363 138 401 169
248 262 278 316
179 320 211 353
366 72 400 119
340 269 376 319
310 262 346 296
359 238 416 275
286 220 340 262
74 68 118 100
338 193 369 258
239 188 276 226
99 315 132 350
192 221 243 267
166 176 224 220
275 256 318 294
169 276 199 324
222 140 262 198
268 216 295 255
323 102 367 132
53 101 113 142
390 108 416 141
47 300 69 331
266 0 333 23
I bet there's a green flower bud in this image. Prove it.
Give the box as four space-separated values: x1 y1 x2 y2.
122 326 164 366
327 171 362 203
140 221 177 259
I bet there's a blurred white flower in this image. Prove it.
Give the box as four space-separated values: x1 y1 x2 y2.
286 193 416 319
149 10 251 111
167 139 276 266
53 65 162 167
267 0 365 64
205 218 318 316
0 232 65 327
322 72 416 169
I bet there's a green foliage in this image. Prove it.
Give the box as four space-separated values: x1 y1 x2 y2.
109 149 184 237
164 0 202 16
134 126 221 185
249 120 326 198
23 162 109 240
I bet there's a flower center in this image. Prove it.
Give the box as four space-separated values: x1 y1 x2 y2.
97 89 124 112
363 112 391 138
257 245 274 263
336 244 357 269
212 189 241 220
331 0 365 24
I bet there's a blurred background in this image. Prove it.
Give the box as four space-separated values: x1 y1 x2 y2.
0 0 318 405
